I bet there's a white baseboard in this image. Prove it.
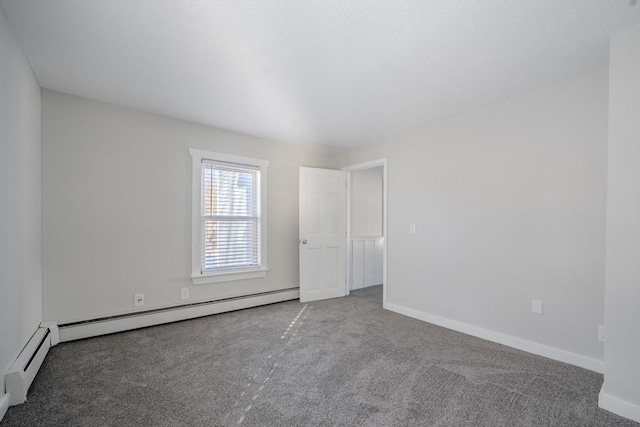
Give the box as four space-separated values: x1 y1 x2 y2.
60 289 300 342
599 390 640 423
0 393 9 422
384 302 604 373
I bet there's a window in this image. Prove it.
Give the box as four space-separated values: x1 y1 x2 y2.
190 149 269 285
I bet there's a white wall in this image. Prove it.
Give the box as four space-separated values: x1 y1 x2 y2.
42 91 334 323
600 23 640 422
0 7 43 415
338 69 609 368
350 166 383 237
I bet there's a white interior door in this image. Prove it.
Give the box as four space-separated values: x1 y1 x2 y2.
299 167 347 303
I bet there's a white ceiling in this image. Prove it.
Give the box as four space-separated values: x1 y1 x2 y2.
2 1 638 148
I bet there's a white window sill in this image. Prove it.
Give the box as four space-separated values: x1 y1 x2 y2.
191 268 269 285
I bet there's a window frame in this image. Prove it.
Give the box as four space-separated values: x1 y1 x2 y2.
189 148 269 285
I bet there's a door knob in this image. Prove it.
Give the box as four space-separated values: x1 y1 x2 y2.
301 239 307 244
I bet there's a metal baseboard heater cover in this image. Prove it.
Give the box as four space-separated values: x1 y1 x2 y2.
5 322 60 406
59 288 300 342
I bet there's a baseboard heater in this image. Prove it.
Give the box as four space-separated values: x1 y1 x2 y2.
5 323 60 405
58 287 300 342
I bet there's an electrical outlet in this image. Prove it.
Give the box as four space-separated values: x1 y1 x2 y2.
180 288 189 300
531 300 543 314
409 223 416 234
134 293 144 307
598 325 605 342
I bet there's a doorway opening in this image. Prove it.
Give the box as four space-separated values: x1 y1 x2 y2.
343 159 388 306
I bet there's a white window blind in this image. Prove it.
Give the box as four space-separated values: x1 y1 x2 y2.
200 159 261 273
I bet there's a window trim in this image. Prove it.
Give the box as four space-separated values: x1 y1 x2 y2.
189 148 269 285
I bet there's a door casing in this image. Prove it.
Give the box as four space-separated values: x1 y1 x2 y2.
343 158 388 306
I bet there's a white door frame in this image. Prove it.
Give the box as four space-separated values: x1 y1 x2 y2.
342 158 388 306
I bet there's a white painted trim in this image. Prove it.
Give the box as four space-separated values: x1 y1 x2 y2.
188 149 270 169
191 268 268 285
351 235 384 240
0 394 9 422
384 301 604 373
382 160 388 306
189 148 269 282
343 159 387 172
59 289 299 342
345 171 352 296
599 391 640 423
343 158 388 305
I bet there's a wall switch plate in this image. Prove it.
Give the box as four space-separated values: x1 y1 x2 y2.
409 223 416 234
531 300 543 314
180 288 189 300
598 325 605 342
134 293 144 307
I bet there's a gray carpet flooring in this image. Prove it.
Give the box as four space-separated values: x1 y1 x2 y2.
3 285 637 426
